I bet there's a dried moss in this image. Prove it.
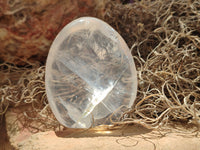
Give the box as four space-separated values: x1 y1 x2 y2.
0 0 200 132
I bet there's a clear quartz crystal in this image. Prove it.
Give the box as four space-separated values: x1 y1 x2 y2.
45 17 137 128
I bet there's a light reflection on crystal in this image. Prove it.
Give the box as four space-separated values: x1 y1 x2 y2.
45 17 137 128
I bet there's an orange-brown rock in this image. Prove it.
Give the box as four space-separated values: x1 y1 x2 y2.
0 0 103 65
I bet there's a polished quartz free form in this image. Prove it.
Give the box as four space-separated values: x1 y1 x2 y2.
45 17 137 128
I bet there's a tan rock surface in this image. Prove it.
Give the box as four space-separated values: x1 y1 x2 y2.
5 108 200 150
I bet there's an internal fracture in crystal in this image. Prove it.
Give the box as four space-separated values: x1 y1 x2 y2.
45 17 137 128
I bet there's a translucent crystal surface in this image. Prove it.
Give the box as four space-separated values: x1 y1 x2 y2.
45 17 137 128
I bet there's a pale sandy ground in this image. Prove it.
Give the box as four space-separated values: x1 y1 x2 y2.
4 109 200 150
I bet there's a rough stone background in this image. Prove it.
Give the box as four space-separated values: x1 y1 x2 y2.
0 0 200 149
0 0 103 65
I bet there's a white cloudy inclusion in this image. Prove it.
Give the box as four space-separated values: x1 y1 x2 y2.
45 17 137 128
